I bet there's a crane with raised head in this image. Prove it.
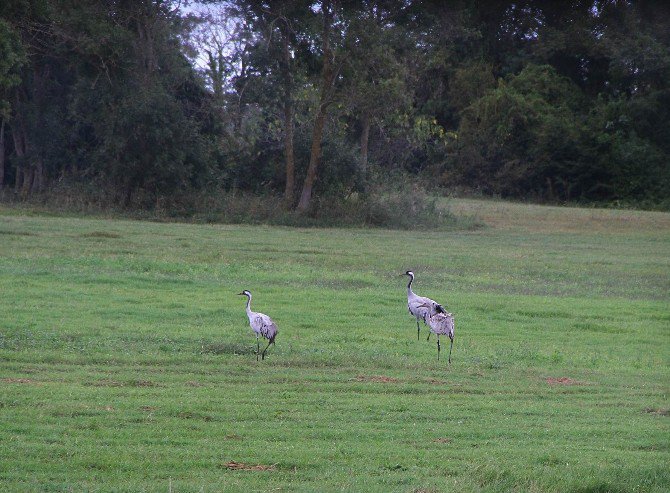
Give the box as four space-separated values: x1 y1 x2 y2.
402 270 446 340
238 290 278 361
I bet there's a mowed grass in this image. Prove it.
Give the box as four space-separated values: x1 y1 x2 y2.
0 200 669 492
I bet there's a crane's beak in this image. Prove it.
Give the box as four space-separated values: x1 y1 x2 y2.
236 292 245 296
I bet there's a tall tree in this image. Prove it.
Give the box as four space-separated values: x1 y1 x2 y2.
0 18 24 187
278 16 296 203
297 0 338 211
340 1 413 181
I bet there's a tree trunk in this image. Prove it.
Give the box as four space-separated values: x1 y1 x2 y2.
22 130 40 196
297 0 335 212
206 50 225 102
283 99 295 203
297 108 328 211
546 177 554 201
0 118 5 188
12 123 25 193
22 166 34 196
280 24 295 204
31 158 45 193
14 165 23 192
137 5 157 80
123 182 133 208
234 63 248 135
360 113 370 179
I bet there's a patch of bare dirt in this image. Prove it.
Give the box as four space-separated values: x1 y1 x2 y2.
88 379 124 387
643 407 669 417
224 461 276 471
140 406 157 412
225 434 243 440
546 377 584 385
1 378 41 385
433 438 451 443
426 378 447 385
353 375 401 383
80 231 122 239
177 411 213 421
129 379 160 387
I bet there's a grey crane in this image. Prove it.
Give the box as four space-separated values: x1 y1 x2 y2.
427 311 455 363
237 290 278 361
402 270 447 340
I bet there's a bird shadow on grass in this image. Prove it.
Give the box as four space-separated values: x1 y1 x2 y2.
200 342 256 355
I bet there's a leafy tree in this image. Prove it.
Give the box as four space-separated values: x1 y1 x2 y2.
0 0 668 211
0 17 25 186
453 64 587 199
296 0 340 211
336 2 412 179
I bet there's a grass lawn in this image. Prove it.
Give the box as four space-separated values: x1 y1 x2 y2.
0 199 668 492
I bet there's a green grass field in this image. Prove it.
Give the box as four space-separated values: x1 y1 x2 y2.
1 199 669 492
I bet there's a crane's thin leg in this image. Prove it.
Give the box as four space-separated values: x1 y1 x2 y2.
448 338 453 364
427 332 431 341
261 340 272 360
437 335 441 361
417 320 420 340
256 336 260 361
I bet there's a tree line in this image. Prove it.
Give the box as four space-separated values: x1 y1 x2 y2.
1 0 669 213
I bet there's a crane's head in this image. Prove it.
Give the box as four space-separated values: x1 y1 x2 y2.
403 270 414 278
237 290 251 297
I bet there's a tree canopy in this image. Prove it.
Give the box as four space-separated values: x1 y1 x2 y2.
0 0 668 211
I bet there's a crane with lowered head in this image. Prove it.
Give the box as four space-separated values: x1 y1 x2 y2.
427 311 455 363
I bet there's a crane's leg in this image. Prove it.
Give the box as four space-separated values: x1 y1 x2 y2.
437 335 441 361
427 332 431 341
261 340 272 360
448 338 453 364
416 320 420 340
256 335 260 361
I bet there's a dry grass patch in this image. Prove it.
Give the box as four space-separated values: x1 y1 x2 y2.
224 461 277 471
643 407 669 417
449 198 670 233
80 231 122 239
87 379 124 387
353 375 401 383
1 378 41 385
546 377 585 386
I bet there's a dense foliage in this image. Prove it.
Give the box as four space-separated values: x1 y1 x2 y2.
0 0 668 211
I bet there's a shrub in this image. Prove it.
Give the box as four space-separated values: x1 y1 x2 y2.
0 179 477 230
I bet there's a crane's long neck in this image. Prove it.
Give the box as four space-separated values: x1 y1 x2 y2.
245 295 252 317
407 275 415 297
